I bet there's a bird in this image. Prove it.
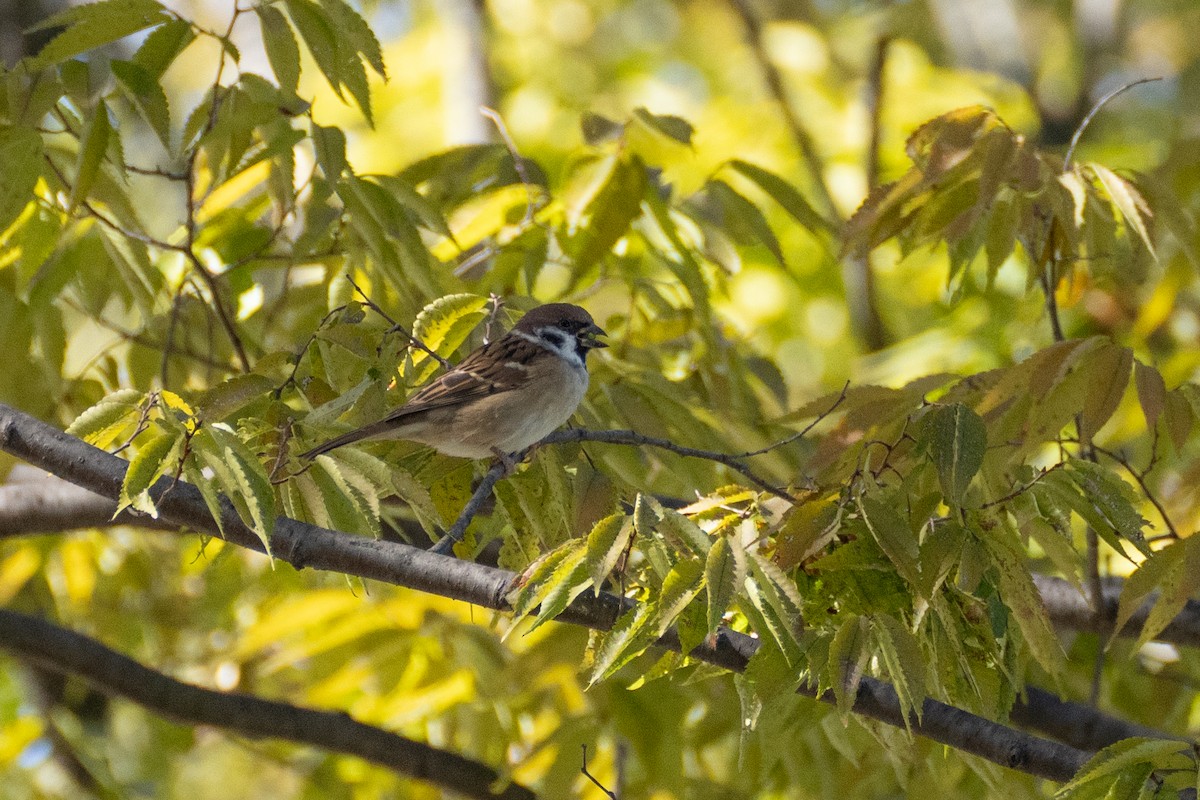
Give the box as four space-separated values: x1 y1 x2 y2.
300 303 607 462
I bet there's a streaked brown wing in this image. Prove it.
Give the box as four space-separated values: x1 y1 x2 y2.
380 336 539 422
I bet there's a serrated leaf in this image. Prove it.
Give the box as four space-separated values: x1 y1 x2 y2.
1091 164 1157 261
118 429 182 517
319 0 385 77
0 125 41 233
66 389 144 446
203 426 276 554
872 615 926 728
1133 536 1200 652
184 460 228 539
197 374 275 422
591 559 704 682
111 60 171 149
981 530 1065 674
1079 342 1133 443
1133 360 1166 431
27 0 171 69
1055 738 1186 798
657 508 709 557
69 100 112 213
700 179 784 264
728 159 835 235
567 154 645 270
132 17 194 79
588 604 650 686
406 293 488 382
315 455 381 537
927 403 986 506
528 543 592 631
633 493 659 538
391 467 444 537
313 124 347 179
507 543 576 624
256 5 301 94
586 513 633 595
827 614 869 716
857 493 922 593
1163 388 1194 452
704 534 745 636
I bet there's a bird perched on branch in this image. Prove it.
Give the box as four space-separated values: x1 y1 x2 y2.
300 303 607 462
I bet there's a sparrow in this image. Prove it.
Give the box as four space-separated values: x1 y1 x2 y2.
300 303 607 461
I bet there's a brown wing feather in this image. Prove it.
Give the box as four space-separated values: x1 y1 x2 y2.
379 335 539 422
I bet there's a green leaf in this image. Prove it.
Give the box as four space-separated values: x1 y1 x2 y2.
111 60 171 149
857 493 922 593
656 508 709 558
27 0 172 69
200 426 276 554
131 17 195 79
1079 342 1133 443
66 389 145 447
927 403 986 506
390 467 444 537
319 0 386 77
118 428 183 516
256 5 301 94
981 527 1065 674
1091 164 1157 260
0 126 44 233
704 534 746 637
1133 360 1166 431
871 615 926 728
197 374 275 422
1055 738 1186 798
528 543 592 631
827 614 869 716
313 124 348 179
406 294 489 382
631 107 694 145
507 542 578 626
591 558 704 682
701 179 784 264
567 154 646 270
729 159 837 235
69 100 113 213
580 112 624 145
183 460 228 539
313 455 380 538
589 604 650 686
1131 536 1200 652
586 513 633 595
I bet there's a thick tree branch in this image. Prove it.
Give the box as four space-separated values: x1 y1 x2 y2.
0 403 1127 783
0 609 535 800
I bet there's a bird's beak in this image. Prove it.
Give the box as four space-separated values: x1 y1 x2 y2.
581 323 608 349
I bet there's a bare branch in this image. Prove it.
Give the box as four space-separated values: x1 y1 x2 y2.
345 274 454 370
0 609 535 800
1064 77 1162 171
0 403 1099 783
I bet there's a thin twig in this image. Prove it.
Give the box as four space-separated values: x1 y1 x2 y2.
580 745 617 800
540 428 794 502
429 460 508 555
730 381 849 458
1063 77 1162 171
480 106 542 229
345 274 454 370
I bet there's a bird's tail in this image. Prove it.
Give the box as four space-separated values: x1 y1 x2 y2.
299 423 387 461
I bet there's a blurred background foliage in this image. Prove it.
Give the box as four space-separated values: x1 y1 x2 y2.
2 0 1200 798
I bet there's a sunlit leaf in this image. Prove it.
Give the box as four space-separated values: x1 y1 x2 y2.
704 533 746 637
927 403 986 506
586 513 633 595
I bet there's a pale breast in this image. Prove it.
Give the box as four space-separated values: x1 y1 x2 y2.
409 354 589 458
